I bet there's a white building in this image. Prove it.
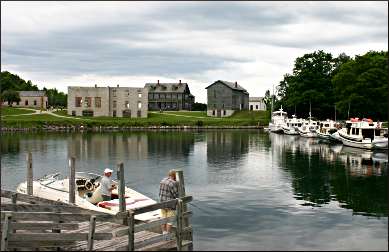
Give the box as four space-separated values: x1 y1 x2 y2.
249 97 266 111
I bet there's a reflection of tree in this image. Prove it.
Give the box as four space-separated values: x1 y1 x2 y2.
147 131 195 157
1 133 54 154
271 133 388 216
206 131 249 167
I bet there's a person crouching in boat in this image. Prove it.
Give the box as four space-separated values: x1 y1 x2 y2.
101 168 117 201
159 169 179 235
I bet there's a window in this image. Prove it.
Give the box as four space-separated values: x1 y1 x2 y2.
125 90 129 96
75 97 82 107
82 110 94 117
137 110 142 118
223 110 226 116
113 100 117 108
112 89 117 97
138 93 142 98
123 110 131 117
212 110 215 116
34 100 37 106
16 101 19 105
25 100 28 106
138 102 142 109
113 110 116 117
95 97 101 108
72 111 76 116
125 101 129 109
256 105 258 109
85 97 92 107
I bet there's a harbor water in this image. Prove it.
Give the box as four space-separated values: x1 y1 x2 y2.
1 130 387 250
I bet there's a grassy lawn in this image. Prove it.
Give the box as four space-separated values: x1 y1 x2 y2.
52 110 69 116
1 106 36 116
2 109 270 128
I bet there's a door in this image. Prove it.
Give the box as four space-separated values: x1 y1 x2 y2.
217 109 221 117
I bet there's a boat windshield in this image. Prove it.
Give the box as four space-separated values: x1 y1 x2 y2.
76 172 101 181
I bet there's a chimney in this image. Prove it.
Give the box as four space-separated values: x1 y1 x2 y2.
235 81 238 88
117 84 119 87
95 84 97 88
157 80 159 84
179 80 181 84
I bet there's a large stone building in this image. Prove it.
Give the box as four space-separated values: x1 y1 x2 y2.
249 97 266 111
2 91 48 109
205 80 249 117
67 85 148 117
145 80 195 111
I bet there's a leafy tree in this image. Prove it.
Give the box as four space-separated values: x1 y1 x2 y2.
332 51 388 120
192 102 207 111
1 90 21 106
0 71 38 92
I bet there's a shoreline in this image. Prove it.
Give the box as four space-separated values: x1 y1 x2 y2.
1 125 264 132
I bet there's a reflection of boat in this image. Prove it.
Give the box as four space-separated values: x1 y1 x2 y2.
269 106 287 133
16 172 161 221
282 115 303 135
338 118 388 150
317 119 338 140
372 151 388 163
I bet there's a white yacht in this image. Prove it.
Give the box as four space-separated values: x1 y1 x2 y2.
298 117 319 138
16 172 161 221
317 119 338 140
338 118 388 150
282 115 303 135
268 106 288 133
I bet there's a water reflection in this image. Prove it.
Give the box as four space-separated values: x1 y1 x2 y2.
269 133 388 217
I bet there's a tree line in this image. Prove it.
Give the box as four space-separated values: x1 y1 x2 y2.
0 71 67 107
264 50 388 121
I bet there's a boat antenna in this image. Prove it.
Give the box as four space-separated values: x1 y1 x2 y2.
334 104 336 122
347 101 350 119
309 100 312 122
294 104 296 116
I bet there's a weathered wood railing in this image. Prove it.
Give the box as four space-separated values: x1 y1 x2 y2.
112 195 193 251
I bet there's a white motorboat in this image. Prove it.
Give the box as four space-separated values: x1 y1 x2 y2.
338 118 388 150
282 115 303 135
317 119 338 140
268 106 287 133
16 172 161 221
330 131 342 142
298 118 319 138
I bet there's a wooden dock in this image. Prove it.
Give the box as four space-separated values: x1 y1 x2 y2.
1 190 193 251
1 153 194 251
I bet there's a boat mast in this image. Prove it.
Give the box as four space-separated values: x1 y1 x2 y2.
309 100 311 123
271 84 274 120
334 104 336 122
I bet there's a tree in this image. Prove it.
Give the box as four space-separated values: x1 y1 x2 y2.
192 102 207 111
1 90 21 106
332 51 388 120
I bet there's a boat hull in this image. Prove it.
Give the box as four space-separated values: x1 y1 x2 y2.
340 136 373 150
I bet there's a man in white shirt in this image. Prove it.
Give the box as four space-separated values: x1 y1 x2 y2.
100 168 116 201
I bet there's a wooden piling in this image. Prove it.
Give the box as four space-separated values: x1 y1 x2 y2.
26 152 33 196
176 170 193 247
117 162 126 213
69 157 76 204
127 210 135 251
87 215 96 251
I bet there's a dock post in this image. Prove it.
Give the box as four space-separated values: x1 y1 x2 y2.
69 157 76 204
176 199 183 251
27 152 33 195
176 169 193 246
87 215 96 251
127 210 135 251
1 213 12 251
117 162 126 213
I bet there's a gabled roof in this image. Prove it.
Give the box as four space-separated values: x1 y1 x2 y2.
249 97 264 102
205 80 249 94
145 82 190 93
18 91 46 97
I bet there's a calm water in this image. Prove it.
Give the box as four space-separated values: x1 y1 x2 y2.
1 130 388 250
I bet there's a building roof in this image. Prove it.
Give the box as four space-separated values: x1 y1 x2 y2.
205 80 249 94
18 91 46 97
249 97 264 102
145 82 190 94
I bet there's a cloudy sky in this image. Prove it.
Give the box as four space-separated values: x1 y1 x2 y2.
1 1 387 103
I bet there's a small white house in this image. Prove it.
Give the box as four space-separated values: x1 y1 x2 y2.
249 97 266 111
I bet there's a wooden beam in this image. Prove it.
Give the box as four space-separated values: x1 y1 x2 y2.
6 222 79 230
69 157 76 204
128 210 135 251
8 232 112 241
113 216 176 237
26 152 33 195
176 170 192 244
1 213 11 251
117 162 126 214
1 190 68 205
132 196 192 215
176 198 183 251
87 215 96 251
1 211 119 222
8 241 76 248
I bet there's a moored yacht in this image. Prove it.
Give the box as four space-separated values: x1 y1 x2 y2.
338 118 388 150
317 119 338 140
282 115 303 135
268 106 288 133
16 172 161 222
298 117 319 138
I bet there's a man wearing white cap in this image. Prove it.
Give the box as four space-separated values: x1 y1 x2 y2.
101 168 116 201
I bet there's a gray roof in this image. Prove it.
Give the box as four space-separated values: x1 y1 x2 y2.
145 82 193 95
18 91 46 97
249 97 264 102
205 80 249 94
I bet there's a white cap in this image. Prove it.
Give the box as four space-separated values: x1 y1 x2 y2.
104 168 113 173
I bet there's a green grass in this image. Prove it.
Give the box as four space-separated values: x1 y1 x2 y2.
52 110 68 116
1 107 35 116
2 109 270 128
